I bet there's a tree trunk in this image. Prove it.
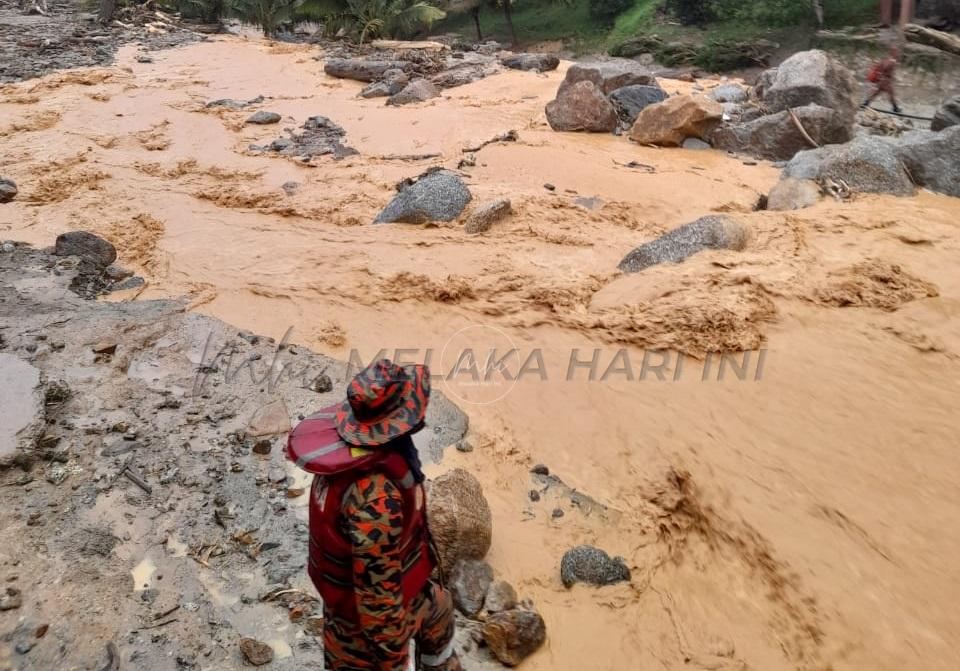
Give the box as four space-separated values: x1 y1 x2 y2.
502 0 517 48
472 6 483 42
98 0 116 24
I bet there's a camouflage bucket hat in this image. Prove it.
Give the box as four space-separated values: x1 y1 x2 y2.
335 359 430 446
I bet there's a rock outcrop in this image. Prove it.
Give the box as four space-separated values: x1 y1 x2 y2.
618 215 749 273
545 80 618 133
427 468 492 571
501 53 559 72
374 169 472 224
629 94 723 146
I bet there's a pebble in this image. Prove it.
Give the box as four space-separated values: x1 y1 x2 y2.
543 183 556 191
455 440 474 453
2 242 14 253
239 638 274 666
530 464 549 476
528 490 540 502
551 508 564 519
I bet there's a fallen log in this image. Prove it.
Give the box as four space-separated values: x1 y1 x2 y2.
904 23 960 57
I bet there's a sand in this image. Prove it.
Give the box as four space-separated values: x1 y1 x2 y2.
2 36 960 671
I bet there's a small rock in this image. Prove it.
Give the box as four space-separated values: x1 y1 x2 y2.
92 341 117 355
281 181 299 195
484 580 518 613
246 111 281 125
551 508 564 519
501 53 559 72
545 80 618 133
15 641 33 654
310 374 333 393
252 439 273 455
530 464 549 476
140 588 159 604
2 242 14 253
54 231 117 268
482 609 547 666
709 83 747 103
528 490 540 502
681 137 711 150
239 637 274 666
104 264 134 281
560 545 631 588
304 616 324 636
464 198 512 234
451 559 493 617
136 54 154 64
543 183 556 191
0 178 18 203
110 276 145 292
455 439 473 453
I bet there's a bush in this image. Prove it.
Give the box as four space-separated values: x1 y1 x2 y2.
711 0 812 27
589 0 633 25
664 0 715 25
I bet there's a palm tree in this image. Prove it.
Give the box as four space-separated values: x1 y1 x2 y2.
300 0 445 43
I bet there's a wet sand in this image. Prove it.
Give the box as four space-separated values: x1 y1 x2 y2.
3 36 960 670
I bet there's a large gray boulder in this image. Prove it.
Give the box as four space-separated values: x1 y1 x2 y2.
545 80 617 133
324 58 410 82
711 103 852 161
501 53 560 72
892 126 960 197
0 178 16 203
608 84 668 128
618 215 749 273
54 231 117 268
783 135 914 196
374 169 471 224
561 58 656 95
387 79 439 106
760 50 857 129
560 546 631 588
930 95 960 131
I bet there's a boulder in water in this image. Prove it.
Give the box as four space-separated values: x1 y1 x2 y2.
560 545 631 588
483 609 547 666
374 169 471 224
246 111 281 125
767 178 821 211
759 50 857 127
545 80 617 133
618 215 749 273
426 467 492 571
892 126 960 197
629 94 722 146
711 103 852 161
387 79 439 106
783 135 914 196
0 178 16 203
608 84 668 128
54 231 117 269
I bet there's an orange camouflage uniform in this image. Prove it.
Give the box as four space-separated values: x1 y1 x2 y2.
323 472 462 671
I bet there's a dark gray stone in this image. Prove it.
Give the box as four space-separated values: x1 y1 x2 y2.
561 58 656 95
465 199 512 233
54 231 116 268
608 85 668 127
374 169 472 224
501 53 559 72
711 103 853 161
892 126 960 197
618 215 749 273
387 79 439 106
246 111 281 125
451 559 493 617
560 545 630 588
0 178 16 203
324 58 410 82
783 135 914 196
931 95 960 131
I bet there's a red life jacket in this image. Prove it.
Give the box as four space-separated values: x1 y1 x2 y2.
287 406 435 623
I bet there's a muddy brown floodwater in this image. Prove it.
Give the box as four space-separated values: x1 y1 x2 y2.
3 35 960 671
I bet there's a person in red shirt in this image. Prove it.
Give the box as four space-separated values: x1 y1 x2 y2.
862 45 901 113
